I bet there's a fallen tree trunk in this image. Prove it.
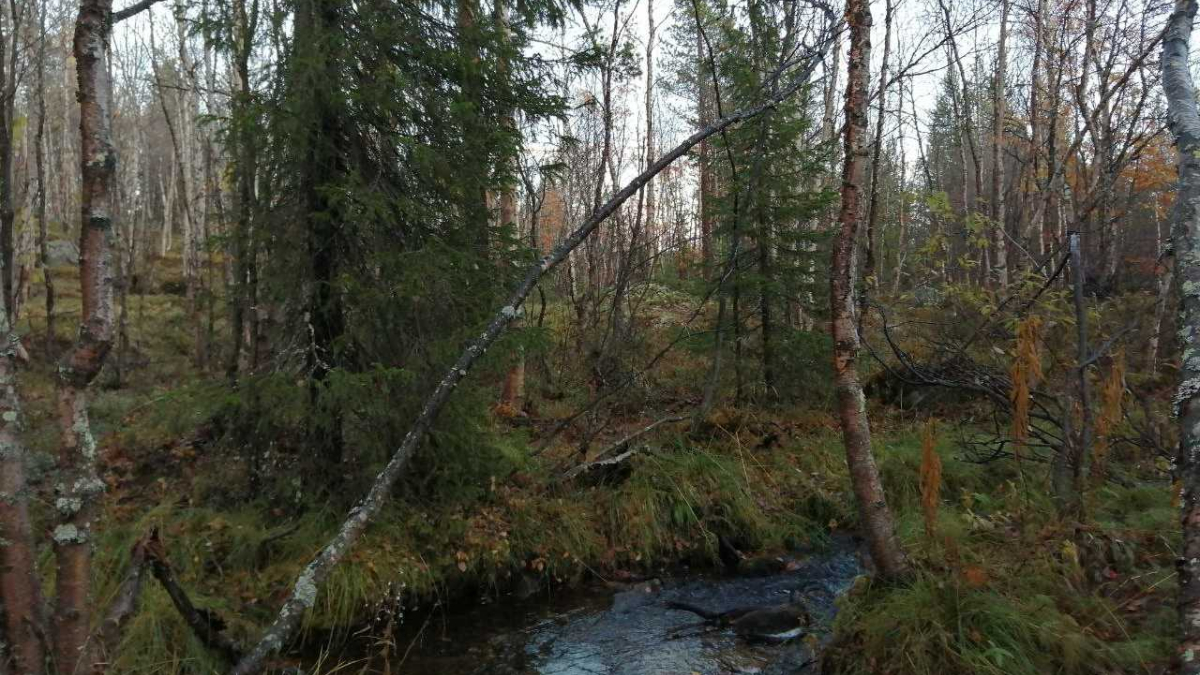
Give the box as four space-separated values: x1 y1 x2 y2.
95 533 155 668
145 531 245 665
229 13 834 673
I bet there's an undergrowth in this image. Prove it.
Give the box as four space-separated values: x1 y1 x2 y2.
10 257 1178 675
826 431 1176 675
91 420 850 673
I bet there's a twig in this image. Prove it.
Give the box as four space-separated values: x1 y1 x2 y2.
1082 322 1138 368
113 0 168 22
561 414 687 480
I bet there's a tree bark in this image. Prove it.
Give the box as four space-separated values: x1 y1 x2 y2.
830 0 908 581
1162 3 1200 671
0 0 17 326
226 0 259 381
494 0 525 413
2 7 53 668
297 0 347 472
1051 231 1091 517
861 0 893 312
35 0 53 356
644 0 657 239
228 37 832 674
0 302 45 675
1025 0 1046 258
696 9 715 271
54 0 121 670
990 0 1010 288
820 34 841 172
1151 213 1173 376
937 0 985 278
891 79 909 295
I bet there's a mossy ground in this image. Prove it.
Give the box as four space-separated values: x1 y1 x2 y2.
9 256 1178 674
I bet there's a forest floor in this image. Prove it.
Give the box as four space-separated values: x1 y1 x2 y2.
11 254 1181 674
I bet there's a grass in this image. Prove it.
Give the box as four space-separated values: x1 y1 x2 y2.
826 432 1177 675
7 255 1178 674
83 421 850 673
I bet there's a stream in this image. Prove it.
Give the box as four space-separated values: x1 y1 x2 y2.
381 535 863 675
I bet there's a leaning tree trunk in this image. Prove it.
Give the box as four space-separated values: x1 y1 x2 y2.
830 0 909 581
1163 2 1200 671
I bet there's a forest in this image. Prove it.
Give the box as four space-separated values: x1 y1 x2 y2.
0 0 1193 672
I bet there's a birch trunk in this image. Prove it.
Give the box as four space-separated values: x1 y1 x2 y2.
1150 213 1172 376
54 0 121 669
990 0 1010 288
1162 3 1200 670
495 0 524 413
1027 0 1046 258
226 0 258 380
644 0 656 242
831 0 908 581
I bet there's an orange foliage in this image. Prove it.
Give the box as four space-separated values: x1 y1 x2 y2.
1091 351 1126 484
1010 317 1045 458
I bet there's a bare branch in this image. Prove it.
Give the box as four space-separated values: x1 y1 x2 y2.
561 414 688 481
113 0 168 23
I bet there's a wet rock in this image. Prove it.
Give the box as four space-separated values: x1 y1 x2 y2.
609 579 661 613
762 642 818 675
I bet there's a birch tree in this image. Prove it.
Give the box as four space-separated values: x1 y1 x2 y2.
1162 1 1200 670
830 0 909 581
51 0 166 671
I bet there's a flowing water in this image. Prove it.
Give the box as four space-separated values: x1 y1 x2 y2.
377 536 863 675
